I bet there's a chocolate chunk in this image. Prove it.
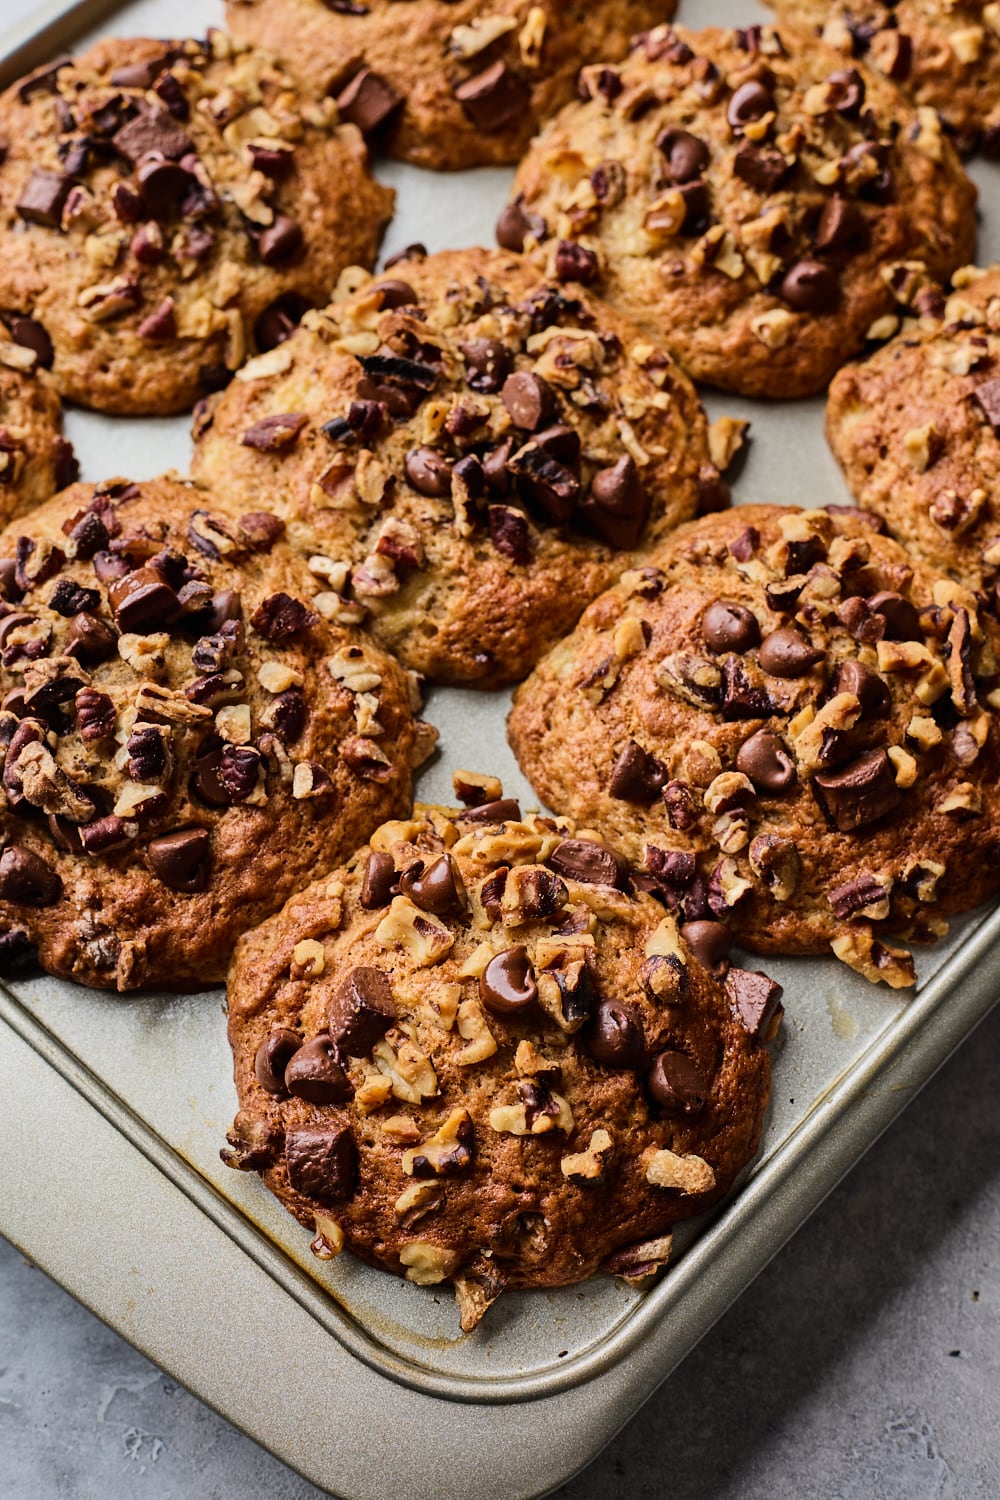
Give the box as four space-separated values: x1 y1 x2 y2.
399 855 464 916
725 967 784 1041
502 371 555 431
154 70 190 119
360 850 396 909
814 196 868 253
828 873 891 920
733 142 789 192
17 54 72 102
813 748 900 832
833 659 891 717
285 1124 357 1202
758 626 824 677
702 600 760 654
781 261 838 313
357 352 438 408
327 966 396 1055
16 168 73 228
657 126 709 182
336 67 402 135
250 592 317 641
488 506 530 563
136 297 176 342
462 797 521 823
866 590 921 641
825 67 865 116
112 110 192 165
548 838 627 889
404 446 452 497
680 919 732 978
285 1034 354 1105
496 197 547 252
508 443 579 522
479 946 537 1016
647 1051 707 1114
0 846 61 905
247 141 294 179
454 59 529 133
108 566 181 633
609 740 668 803
257 216 303 267
0 927 37 975
461 337 512 394
62 612 113 667
554 241 599 284
580 456 649 549
135 151 193 214
586 998 644 1068
254 1029 300 1096
147 827 210 892
727 79 774 133
9 316 54 368
241 413 308 452
721 658 774 719
971 377 1000 432
534 425 580 465
736 729 797 793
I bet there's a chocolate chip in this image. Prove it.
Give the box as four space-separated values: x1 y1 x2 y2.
548 838 627 889
327 966 396 1055
257 216 303 267
0 927 37 975
16 168 73 228
609 740 668 803
454 59 529 133
285 1034 354 1105
781 261 838 313
971 377 1000 432
581 456 649 549
508 443 579 522
254 294 306 352
813 748 900 832
147 827 210 892
250 592 317 641
727 80 774 133
663 779 699 830
336 66 402 135
360 850 396 909
502 371 555 431
488 506 530 565
758 626 824 677
825 68 865 116
134 151 193 215
0 846 61 905
404 446 451 497
647 1051 707 1113
247 141 294 179
814 196 868 253
733 142 789 192
479 946 537 1016
462 797 521 823
586 998 644 1068
725 967 784 1041
254 1029 300 1096
657 126 709 182
833 659 891 717
736 729 797 793
9 316 53 368
108 566 181 633
461 337 512 394
554 241 599 284
702 600 761 654
534 425 580 465
285 1124 357 1202
866 590 921 641
398 855 464 916
721 658 775 719
17 54 72 103
112 110 192 166
496 197 547 252
680 919 732 978
372 278 416 309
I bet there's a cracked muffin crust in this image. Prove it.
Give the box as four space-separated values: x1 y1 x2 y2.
502 22 977 398
225 0 672 171
827 263 1000 603
190 246 717 688
0 351 77 524
770 0 1000 155
222 784 777 1329
0 34 394 415
0 476 430 991
507 505 1000 987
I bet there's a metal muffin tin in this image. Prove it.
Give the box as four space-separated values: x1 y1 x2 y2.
2 0 1000 1493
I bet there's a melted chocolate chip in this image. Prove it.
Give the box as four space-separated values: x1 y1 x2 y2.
680 919 732 978
327 966 396 1055
398 855 464 916
554 241 599 284
657 126 709 182
488 505 530 564
9 316 53 368
502 371 555 431
495 197 547 252
725 967 784 1041
647 1050 707 1113
360 850 396 909
147 827 210 892
479 946 537 1016
285 1033 354 1104
0 846 61 905
461 337 512 394
254 1028 300 1095
813 748 900 832
454 59 529 133
758 626 824 677
736 730 797 793
257 215 304 267
833 659 890 716
727 79 774 133
866 590 921 641
581 455 648 549
548 838 627 889
404 446 451 497
814 196 868 253
285 1124 357 1202
702 600 761 654
587 998 644 1068
733 142 789 192
108 567 181 633
336 66 402 134
462 797 521 823
609 740 668 803
781 261 838 313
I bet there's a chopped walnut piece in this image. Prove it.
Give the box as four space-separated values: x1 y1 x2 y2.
401 1107 474 1177
453 1275 501 1333
375 895 455 966
560 1128 613 1186
291 938 325 979
372 1032 439 1104
394 1181 443 1227
831 927 916 988
455 998 498 1065
399 1241 460 1285
644 1148 716 1195
310 1213 345 1260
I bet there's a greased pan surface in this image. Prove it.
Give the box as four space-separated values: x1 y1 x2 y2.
1 0 999 1492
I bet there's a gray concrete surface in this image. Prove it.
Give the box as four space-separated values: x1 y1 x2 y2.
3 1000 999 1500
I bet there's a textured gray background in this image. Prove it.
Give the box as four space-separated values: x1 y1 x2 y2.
4 998 999 1499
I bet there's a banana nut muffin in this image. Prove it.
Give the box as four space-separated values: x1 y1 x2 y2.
225 0 673 171
0 476 431 991
827 263 1000 604
501 22 977 398
191 246 720 688
508 505 1000 987
0 34 394 415
223 783 778 1329
0 346 77 523
770 0 1000 155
